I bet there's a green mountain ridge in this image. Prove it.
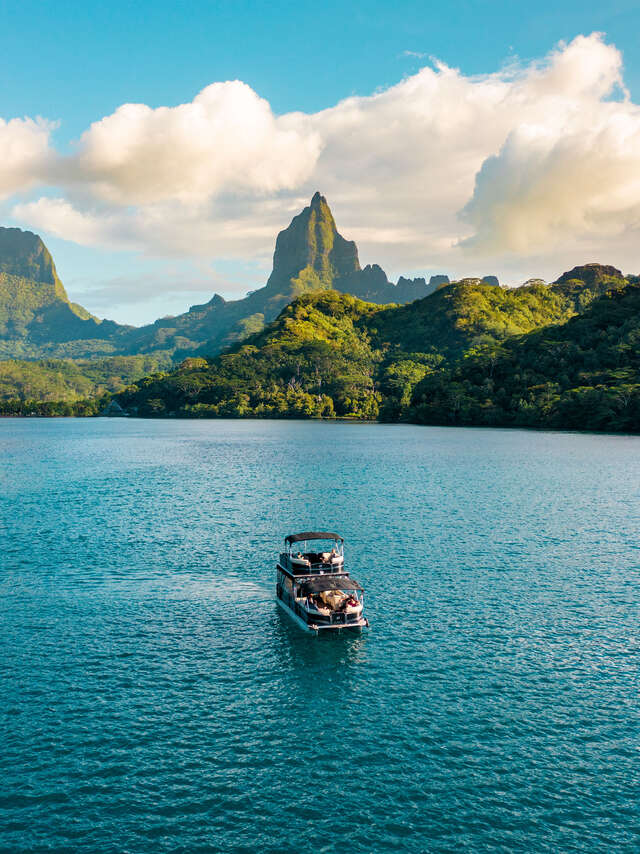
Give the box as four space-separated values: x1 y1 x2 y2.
1 197 638 429
0 193 443 362
375 265 631 360
106 268 639 433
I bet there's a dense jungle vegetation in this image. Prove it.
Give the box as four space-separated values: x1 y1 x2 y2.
3 265 638 434
108 270 639 433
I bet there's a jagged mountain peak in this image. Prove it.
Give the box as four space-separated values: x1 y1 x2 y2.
0 226 64 293
265 193 360 294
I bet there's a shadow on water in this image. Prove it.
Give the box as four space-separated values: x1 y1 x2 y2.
270 606 369 676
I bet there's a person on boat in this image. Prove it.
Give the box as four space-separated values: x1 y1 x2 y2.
306 593 318 611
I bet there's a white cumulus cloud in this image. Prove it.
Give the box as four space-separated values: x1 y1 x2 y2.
462 114 640 253
11 197 137 249
70 80 322 204
8 32 640 288
0 117 55 199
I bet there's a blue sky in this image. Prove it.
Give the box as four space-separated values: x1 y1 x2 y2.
2 1 640 323
4 0 640 128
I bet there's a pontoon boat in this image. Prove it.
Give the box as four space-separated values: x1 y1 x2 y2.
276 532 368 633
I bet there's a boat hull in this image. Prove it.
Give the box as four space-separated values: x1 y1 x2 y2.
276 596 367 633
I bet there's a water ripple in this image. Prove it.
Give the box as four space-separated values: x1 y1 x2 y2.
1 419 639 853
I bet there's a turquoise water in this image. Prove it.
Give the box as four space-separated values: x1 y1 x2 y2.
1 418 639 853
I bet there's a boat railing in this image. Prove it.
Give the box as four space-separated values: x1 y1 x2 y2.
283 557 344 571
305 561 342 571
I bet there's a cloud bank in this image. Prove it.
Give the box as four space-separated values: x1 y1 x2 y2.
7 33 640 286
72 81 322 205
0 117 54 199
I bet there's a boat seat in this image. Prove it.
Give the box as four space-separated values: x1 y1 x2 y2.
319 589 347 610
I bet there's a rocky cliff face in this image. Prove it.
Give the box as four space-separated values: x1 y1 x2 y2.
0 226 128 357
0 227 65 294
429 275 450 288
265 191 360 295
0 196 451 359
263 192 440 306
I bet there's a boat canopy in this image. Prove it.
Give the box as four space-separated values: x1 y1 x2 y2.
300 575 363 594
285 531 344 544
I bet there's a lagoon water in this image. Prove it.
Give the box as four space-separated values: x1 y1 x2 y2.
1 418 639 853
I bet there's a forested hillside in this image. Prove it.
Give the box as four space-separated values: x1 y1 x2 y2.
0 355 170 407
109 268 639 432
408 284 640 432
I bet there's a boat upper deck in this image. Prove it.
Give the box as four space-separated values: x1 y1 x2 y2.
280 531 346 575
